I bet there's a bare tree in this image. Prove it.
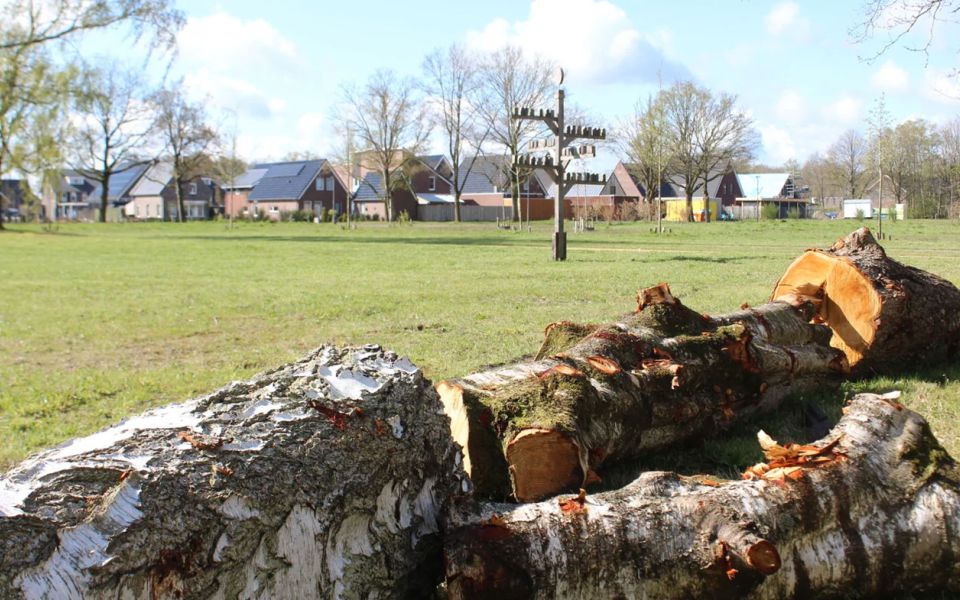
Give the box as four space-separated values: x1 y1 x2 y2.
620 94 670 225
474 46 553 223
692 86 758 221
656 81 756 222
828 129 870 199
422 45 486 223
68 62 153 222
802 152 838 211
339 69 430 222
852 0 960 78
0 0 182 52
151 87 218 222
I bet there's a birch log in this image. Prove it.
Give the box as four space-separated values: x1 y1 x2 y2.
773 227 960 375
0 345 465 600
444 392 960 599
437 285 847 502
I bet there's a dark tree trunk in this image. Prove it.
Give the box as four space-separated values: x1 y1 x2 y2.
445 392 960 599
773 227 960 376
99 179 109 223
0 345 465 599
438 284 848 502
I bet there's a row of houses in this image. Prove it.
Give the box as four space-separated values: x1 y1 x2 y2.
40 151 813 223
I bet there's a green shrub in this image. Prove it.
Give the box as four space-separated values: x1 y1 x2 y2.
855 208 865 222
787 207 799 220
398 210 413 225
762 203 780 220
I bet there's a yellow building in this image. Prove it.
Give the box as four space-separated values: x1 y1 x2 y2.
664 198 719 222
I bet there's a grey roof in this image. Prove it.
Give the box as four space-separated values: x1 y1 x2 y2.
417 154 446 171
60 171 96 195
227 168 268 190
129 162 173 197
90 162 150 205
353 172 384 202
661 169 727 199
457 155 511 194
248 160 324 201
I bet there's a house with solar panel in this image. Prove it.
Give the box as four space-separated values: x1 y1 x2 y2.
225 159 349 220
352 153 454 221
122 161 221 221
43 162 151 221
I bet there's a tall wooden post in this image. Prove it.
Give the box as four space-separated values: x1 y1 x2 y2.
513 73 605 262
553 88 567 261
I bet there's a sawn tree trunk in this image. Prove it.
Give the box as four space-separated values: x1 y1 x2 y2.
445 391 960 599
438 284 848 502
0 345 465 599
773 227 960 375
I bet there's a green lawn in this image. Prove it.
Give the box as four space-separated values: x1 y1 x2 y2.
2 218 959 474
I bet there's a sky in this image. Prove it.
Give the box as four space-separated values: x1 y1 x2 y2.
83 0 960 170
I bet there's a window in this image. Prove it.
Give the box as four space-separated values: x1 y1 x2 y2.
189 182 198 196
316 178 323 191
428 176 436 192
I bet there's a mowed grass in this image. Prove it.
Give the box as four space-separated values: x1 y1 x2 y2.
2 218 959 474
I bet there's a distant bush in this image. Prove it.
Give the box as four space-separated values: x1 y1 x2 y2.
398 210 413 225
284 209 313 222
855 208 865 222
787 207 800 220
762 203 780 220
887 208 897 222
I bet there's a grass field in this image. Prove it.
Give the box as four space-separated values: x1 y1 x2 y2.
2 218 959 475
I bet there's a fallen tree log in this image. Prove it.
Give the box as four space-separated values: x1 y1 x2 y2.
774 227 960 375
438 285 848 502
444 391 960 599
0 345 465 599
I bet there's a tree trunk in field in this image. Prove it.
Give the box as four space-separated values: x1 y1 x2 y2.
0 346 465 599
773 227 960 376
437 284 849 502
444 392 960 599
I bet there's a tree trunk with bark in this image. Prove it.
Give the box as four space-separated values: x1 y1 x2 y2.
437 284 848 502
445 391 960 599
0 345 465 599
773 227 960 376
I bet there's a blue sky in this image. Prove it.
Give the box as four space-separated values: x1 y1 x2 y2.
94 0 960 168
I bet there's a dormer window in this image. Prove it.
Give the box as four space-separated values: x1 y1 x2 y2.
189 182 198 196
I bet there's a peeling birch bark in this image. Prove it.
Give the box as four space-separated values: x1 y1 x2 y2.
773 226 960 375
444 392 960 599
0 346 465 600
437 285 847 502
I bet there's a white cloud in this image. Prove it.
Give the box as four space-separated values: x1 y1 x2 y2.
822 94 862 124
182 69 287 119
465 0 690 85
760 125 798 165
775 90 807 122
177 10 301 74
765 2 810 39
871 60 910 92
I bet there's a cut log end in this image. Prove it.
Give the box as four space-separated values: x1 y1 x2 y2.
747 540 782 575
637 282 677 311
437 382 473 476
772 249 881 367
506 429 581 502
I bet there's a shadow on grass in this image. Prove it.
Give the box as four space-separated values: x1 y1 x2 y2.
149 234 548 248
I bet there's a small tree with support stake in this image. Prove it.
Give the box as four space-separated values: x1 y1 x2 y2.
513 70 605 261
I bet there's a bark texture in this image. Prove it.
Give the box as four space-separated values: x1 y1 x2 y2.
445 392 960 599
0 345 466 600
438 285 847 502
773 227 960 375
